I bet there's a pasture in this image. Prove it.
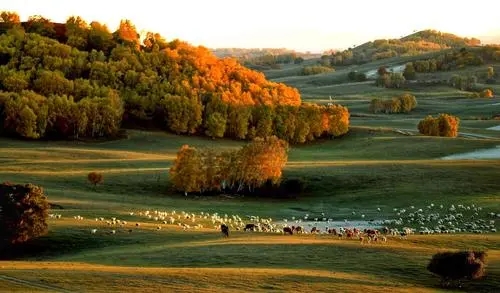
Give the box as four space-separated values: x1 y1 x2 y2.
1 125 500 292
1 52 500 292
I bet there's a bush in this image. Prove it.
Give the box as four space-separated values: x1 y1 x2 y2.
427 251 487 287
418 114 459 137
347 71 367 82
480 88 494 98
87 171 104 187
0 182 49 248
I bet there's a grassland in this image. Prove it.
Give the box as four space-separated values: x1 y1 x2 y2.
1 51 500 292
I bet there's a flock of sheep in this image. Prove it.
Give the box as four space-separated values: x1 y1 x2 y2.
47 203 498 242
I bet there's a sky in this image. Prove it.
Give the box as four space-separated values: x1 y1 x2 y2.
2 0 500 53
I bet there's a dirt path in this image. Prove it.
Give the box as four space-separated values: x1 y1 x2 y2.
0 274 72 292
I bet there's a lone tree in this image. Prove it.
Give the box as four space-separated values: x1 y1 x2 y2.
87 172 104 187
427 251 487 288
0 182 50 248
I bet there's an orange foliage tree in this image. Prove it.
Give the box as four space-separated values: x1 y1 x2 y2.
169 136 289 194
418 114 460 137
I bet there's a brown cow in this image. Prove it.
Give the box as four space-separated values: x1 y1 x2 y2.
244 223 256 231
221 224 229 237
283 227 293 235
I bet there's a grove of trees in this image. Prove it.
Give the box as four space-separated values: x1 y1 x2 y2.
169 136 289 194
417 114 460 137
0 12 350 143
369 93 417 114
375 67 406 89
0 182 49 248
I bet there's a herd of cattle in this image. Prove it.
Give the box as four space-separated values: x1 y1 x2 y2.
219 223 408 243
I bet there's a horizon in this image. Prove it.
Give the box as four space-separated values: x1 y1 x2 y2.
2 0 500 53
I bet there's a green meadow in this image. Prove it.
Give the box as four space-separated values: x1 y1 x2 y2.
1 31 500 292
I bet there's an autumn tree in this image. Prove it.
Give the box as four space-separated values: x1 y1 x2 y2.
232 136 288 192
418 114 459 137
87 21 114 53
0 182 49 248
0 11 20 28
87 172 104 187
113 19 140 50
169 145 204 193
480 88 494 98
25 15 55 38
65 16 89 50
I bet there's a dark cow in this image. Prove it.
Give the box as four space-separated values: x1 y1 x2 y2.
311 227 318 234
221 224 229 237
283 227 293 235
293 226 302 234
328 228 337 235
244 223 256 231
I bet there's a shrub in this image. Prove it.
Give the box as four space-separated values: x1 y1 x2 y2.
480 88 494 98
418 114 459 137
87 171 104 187
0 182 49 248
427 251 487 287
347 71 367 82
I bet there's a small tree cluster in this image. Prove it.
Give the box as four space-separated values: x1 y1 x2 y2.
418 113 460 137
301 65 334 76
449 75 477 91
0 182 49 247
369 93 417 114
427 251 486 287
375 70 406 89
169 136 288 194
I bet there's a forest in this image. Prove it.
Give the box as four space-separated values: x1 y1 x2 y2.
0 12 350 143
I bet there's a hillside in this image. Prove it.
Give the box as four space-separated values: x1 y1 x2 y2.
0 12 349 143
321 29 482 66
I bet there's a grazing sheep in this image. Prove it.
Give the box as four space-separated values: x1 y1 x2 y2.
221 224 229 237
91 229 97 234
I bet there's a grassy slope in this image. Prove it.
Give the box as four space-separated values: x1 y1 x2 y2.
1 47 500 292
1 127 499 292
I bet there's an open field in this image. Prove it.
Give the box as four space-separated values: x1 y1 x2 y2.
1 47 500 292
1 125 500 292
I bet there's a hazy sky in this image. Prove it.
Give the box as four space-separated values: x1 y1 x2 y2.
2 0 500 52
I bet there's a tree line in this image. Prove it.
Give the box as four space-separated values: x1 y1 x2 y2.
403 48 485 80
0 12 350 142
169 136 289 194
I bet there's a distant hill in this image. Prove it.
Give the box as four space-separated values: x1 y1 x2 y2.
211 48 322 71
320 30 482 67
